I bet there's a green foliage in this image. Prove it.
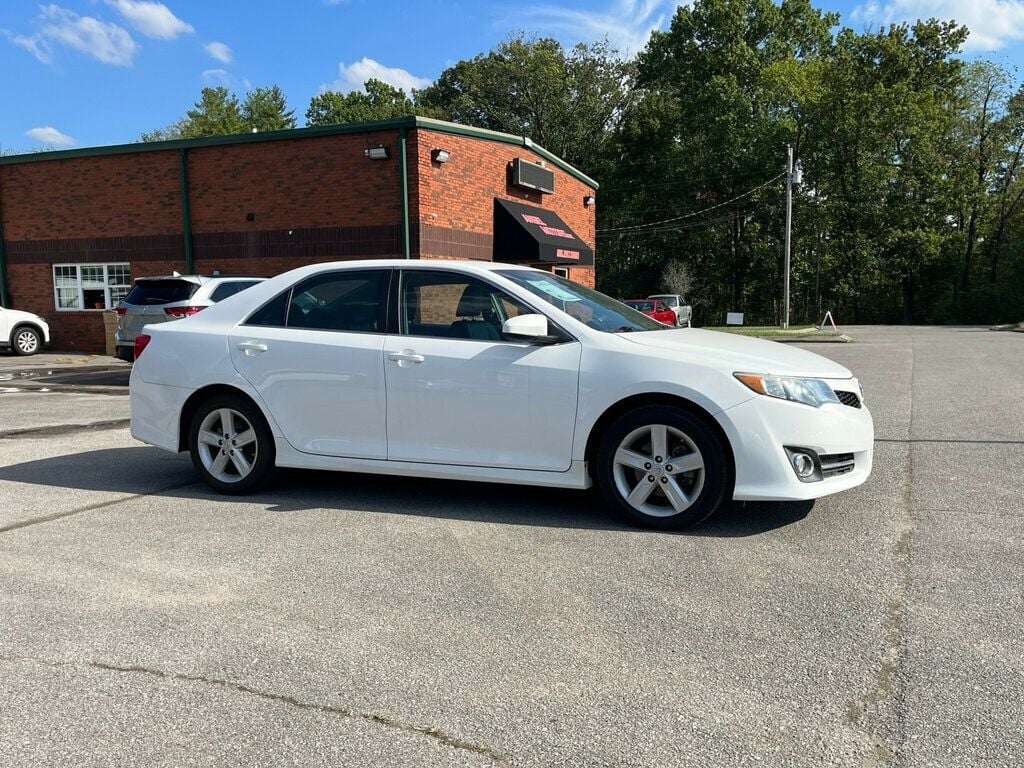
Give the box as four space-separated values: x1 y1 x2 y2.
417 35 636 171
305 79 437 126
141 85 295 141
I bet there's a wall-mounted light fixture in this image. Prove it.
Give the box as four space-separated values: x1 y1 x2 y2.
583 195 596 207
431 148 451 164
246 212 255 221
365 146 390 160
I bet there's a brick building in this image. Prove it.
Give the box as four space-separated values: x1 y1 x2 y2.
0 116 597 352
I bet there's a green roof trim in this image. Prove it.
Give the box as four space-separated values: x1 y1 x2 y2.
0 116 598 189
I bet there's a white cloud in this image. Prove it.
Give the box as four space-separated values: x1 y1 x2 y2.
201 68 231 85
3 31 53 64
851 0 1024 51
325 57 432 94
514 0 672 56
201 68 251 90
105 0 193 40
26 126 77 147
38 4 139 66
204 41 232 63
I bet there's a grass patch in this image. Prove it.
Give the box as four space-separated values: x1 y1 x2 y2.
705 325 845 339
990 321 1024 331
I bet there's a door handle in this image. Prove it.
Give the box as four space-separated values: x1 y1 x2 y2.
388 349 425 366
237 341 268 356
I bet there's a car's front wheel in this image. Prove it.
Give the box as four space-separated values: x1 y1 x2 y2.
12 326 41 356
188 394 275 494
595 405 730 530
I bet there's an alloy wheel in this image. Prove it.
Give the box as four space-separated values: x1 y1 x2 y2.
15 329 39 355
612 423 705 518
196 407 259 483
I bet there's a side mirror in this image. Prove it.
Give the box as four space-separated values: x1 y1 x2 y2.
502 313 555 343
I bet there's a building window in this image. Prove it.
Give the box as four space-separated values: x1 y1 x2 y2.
552 267 569 279
53 263 131 311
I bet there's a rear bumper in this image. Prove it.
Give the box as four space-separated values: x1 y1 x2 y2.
717 391 874 501
129 373 191 453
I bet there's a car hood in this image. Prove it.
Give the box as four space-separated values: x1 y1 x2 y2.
3 308 48 327
619 328 852 379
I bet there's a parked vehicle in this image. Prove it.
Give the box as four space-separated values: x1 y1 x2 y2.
647 294 692 327
0 304 50 356
129 260 873 530
115 274 265 362
622 299 677 326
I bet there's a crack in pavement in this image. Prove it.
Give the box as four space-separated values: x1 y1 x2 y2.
845 349 916 768
0 419 130 440
0 479 198 535
0 654 509 765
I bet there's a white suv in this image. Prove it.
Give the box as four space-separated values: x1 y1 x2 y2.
0 304 50 356
115 274 264 361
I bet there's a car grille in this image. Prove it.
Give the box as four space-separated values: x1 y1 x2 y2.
819 452 855 478
834 390 861 408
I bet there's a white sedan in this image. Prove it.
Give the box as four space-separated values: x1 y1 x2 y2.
130 260 873 529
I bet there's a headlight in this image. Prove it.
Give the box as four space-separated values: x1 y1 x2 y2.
734 373 840 408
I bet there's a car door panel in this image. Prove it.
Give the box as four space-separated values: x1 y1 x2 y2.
228 269 390 460
384 336 581 470
384 269 581 472
230 328 387 459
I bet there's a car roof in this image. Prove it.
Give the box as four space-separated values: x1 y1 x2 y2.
134 274 264 284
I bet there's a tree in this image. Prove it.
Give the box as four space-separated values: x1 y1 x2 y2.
141 85 293 141
306 79 437 126
417 36 635 172
242 85 296 132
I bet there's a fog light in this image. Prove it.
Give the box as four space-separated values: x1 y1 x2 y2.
792 452 815 478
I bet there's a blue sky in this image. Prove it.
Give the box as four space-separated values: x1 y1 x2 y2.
2 0 1023 153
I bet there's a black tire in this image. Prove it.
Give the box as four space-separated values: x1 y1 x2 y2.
188 394 275 494
594 405 730 530
11 325 41 356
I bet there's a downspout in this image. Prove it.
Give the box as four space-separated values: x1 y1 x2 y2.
0 171 9 308
179 148 195 273
399 127 411 259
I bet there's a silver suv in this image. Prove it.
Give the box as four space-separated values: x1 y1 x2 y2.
115 273 264 361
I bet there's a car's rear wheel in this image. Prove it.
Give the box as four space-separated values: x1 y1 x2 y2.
189 395 275 494
12 326 41 356
595 405 730 530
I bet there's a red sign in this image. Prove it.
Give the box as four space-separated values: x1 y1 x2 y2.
556 249 580 260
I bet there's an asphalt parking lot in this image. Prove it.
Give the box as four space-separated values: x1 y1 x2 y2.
0 326 1021 767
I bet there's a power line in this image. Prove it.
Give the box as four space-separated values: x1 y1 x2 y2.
596 173 786 234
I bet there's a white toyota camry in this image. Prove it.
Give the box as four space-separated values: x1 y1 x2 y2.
130 260 873 529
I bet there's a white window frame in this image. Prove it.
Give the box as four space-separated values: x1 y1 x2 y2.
52 263 131 312
552 266 570 279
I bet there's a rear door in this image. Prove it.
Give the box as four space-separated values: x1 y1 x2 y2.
229 269 391 460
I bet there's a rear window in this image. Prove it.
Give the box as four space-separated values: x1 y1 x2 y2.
210 280 261 302
627 301 655 312
123 280 198 305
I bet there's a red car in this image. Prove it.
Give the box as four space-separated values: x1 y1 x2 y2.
622 299 676 325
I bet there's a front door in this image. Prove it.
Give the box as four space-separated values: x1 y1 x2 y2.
229 269 391 459
384 269 581 471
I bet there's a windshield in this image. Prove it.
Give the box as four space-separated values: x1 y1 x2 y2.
497 270 667 333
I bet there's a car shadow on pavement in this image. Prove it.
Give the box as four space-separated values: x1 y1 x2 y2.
0 447 813 537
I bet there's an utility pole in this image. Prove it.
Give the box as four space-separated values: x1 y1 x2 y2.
783 144 793 329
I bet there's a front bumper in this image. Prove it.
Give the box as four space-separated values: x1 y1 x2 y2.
717 386 874 501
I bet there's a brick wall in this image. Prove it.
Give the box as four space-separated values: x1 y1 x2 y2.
0 124 597 352
412 128 596 289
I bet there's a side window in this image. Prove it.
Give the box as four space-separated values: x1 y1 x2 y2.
245 291 288 327
211 280 260 302
286 270 387 333
399 271 534 341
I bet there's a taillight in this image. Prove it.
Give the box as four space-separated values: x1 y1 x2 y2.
164 305 205 318
134 334 151 359
115 307 128 316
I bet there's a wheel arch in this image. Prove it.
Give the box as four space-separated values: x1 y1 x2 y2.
177 384 267 452
584 393 736 489
10 322 45 346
